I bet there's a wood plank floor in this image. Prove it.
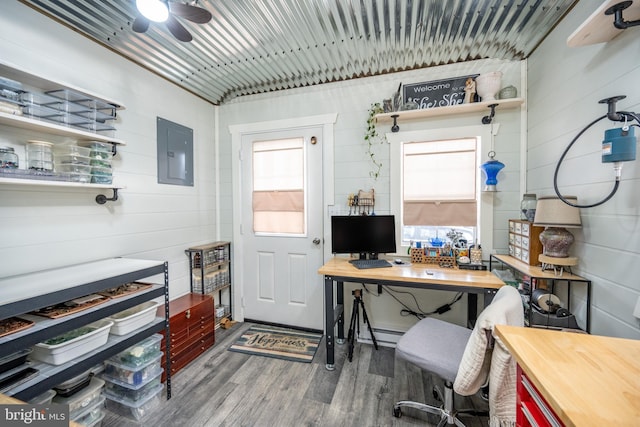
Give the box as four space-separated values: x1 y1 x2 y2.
102 323 489 427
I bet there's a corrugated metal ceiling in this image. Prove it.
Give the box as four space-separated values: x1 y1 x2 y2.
19 0 577 105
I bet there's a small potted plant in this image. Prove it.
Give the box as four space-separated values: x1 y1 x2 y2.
364 102 386 179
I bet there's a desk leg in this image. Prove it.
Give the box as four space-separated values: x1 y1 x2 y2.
336 280 345 344
467 294 478 328
324 276 335 370
467 292 496 328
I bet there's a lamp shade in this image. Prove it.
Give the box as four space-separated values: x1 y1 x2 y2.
533 196 581 228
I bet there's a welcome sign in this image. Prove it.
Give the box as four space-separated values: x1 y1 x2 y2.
403 75 479 109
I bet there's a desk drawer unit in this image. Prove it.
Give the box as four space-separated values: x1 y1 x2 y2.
508 220 543 266
516 366 563 427
158 293 215 381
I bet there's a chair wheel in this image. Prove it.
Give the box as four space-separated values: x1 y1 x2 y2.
393 406 402 418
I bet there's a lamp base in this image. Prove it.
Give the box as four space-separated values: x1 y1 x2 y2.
539 254 578 276
539 227 575 258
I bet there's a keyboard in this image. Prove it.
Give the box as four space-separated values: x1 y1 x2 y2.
349 259 393 269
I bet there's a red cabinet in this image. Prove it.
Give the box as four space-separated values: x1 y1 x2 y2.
516 366 563 427
158 293 215 380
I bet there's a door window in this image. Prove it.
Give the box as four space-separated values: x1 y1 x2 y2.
252 137 305 235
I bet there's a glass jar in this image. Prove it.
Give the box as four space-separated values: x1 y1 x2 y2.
26 140 54 171
521 193 537 222
0 147 19 169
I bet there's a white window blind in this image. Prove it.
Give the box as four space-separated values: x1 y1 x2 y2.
252 138 305 234
403 138 477 226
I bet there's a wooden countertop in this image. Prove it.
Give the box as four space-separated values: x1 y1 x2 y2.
319 257 504 290
495 325 640 427
0 393 82 426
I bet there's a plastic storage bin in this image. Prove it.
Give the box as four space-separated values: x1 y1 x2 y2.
90 166 112 184
107 301 160 336
55 154 91 165
103 368 162 402
54 144 91 157
109 334 162 368
103 351 161 386
27 389 56 405
26 140 54 171
104 383 163 421
31 320 113 365
55 163 92 174
54 364 103 397
52 376 105 419
72 395 105 426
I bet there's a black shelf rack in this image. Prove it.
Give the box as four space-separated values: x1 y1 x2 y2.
0 258 171 401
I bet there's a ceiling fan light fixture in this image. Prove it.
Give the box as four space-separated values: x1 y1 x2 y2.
136 0 169 23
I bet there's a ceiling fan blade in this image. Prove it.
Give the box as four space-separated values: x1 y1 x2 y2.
169 2 212 24
132 15 150 33
166 15 193 42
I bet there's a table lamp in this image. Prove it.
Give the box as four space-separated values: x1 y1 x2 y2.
533 196 581 268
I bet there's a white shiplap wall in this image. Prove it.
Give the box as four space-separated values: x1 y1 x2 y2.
218 59 523 332
0 2 217 299
527 0 640 338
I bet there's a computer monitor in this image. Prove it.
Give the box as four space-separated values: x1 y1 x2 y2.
331 215 397 259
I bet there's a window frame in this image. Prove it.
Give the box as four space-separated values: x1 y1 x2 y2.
389 124 497 257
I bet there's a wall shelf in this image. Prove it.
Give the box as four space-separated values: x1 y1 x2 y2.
0 111 125 145
375 98 524 130
567 0 640 47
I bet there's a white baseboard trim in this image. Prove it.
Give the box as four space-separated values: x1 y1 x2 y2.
356 327 404 348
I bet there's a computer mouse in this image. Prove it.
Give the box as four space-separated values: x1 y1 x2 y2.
394 259 403 264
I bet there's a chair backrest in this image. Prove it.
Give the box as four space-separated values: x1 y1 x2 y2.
453 285 524 394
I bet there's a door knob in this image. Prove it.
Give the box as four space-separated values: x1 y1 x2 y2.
313 238 321 245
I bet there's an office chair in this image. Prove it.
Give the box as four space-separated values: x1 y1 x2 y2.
392 285 524 426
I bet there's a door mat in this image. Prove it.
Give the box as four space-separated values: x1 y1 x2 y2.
228 325 322 363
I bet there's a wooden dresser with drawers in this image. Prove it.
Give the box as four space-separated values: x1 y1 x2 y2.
158 293 215 380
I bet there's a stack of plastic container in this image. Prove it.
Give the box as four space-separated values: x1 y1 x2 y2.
102 334 164 422
78 141 113 184
54 144 92 183
53 376 105 427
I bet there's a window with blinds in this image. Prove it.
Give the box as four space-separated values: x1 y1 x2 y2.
252 137 305 234
400 137 479 246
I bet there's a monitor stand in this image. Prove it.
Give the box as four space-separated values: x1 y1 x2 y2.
358 252 379 260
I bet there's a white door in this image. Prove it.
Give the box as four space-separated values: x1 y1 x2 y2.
239 126 324 330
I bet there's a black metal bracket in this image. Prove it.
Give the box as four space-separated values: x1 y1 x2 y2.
391 114 400 132
111 144 118 156
95 188 119 204
606 1 640 29
599 95 628 121
482 103 498 124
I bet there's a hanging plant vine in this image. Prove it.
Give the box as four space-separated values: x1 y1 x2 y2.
364 102 386 180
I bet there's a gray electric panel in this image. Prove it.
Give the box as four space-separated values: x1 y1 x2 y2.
157 117 194 186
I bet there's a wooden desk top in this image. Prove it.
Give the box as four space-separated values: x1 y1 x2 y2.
495 325 640 427
319 257 504 290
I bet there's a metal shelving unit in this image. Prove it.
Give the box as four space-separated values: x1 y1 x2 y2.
0 258 171 401
489 254 591 333
185 242 232 329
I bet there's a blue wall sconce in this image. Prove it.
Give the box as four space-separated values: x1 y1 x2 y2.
480 150 505 192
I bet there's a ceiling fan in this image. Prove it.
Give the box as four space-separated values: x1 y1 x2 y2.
132 0 212 42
